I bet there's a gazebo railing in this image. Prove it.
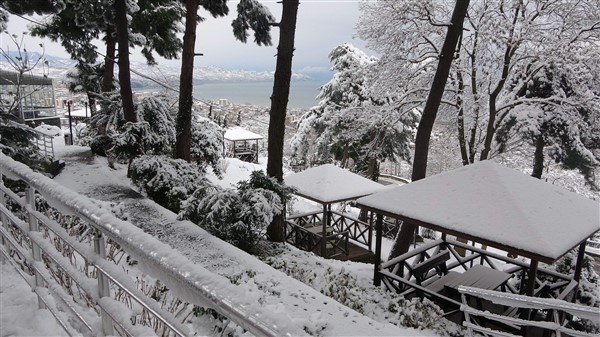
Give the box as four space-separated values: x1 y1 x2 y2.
287 211 323 227
288 210 372 251
283 219 349 259
330 210 372 250
378 236 577 311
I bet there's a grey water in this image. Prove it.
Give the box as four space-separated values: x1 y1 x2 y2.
192 80 325 109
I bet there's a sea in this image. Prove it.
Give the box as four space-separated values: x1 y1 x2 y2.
192 80 325 110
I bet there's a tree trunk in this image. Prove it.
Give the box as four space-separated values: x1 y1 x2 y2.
174 0 199 161
115 0 136 123
266 0 299 242
388 0 470 260
480 3 522 160
456 70 469 166
102 25 116 93
366 156 378 181
531 133 544 179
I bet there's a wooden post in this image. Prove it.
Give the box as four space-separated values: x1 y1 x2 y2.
374 214 383 286
321 203 328 257
573 241 587 283
526 259 538 297
521 259 539 335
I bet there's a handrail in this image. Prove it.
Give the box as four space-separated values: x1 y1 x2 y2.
458 285 600 337
0 153 289 337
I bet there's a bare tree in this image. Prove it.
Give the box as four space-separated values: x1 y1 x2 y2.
0 33 47 121
388 0 470 259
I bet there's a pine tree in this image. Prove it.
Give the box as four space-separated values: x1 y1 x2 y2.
174 0 274 161
266 0 299 242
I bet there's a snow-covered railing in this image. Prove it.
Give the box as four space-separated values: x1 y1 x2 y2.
458 285 600 337
32 128 55 159
0 154 288 337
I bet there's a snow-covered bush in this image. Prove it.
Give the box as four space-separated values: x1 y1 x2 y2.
190 115 224 176
79 91 123 155
129 155 205 213
135 96 176 154
179 171 286 253
264 251 463 336
553 251 600 308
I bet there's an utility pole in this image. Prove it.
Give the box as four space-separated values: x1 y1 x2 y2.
67 100 73 145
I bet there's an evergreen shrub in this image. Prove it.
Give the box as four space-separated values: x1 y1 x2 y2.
179 171 290 253
129 155 204 213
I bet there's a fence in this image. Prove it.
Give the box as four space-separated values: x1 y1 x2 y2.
0 154 288 337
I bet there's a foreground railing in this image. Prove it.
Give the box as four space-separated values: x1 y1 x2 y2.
0 154 288 337
459 285 600 337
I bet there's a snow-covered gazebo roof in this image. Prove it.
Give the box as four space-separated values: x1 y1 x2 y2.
223 127 263 141
285 164 387 204
356 161 599 264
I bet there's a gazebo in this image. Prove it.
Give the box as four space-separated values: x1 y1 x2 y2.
356 161 599 307
284 164 387 260
223 127 263 163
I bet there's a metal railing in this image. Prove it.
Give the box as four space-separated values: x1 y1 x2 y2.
32 129 55 159
0 154 288 337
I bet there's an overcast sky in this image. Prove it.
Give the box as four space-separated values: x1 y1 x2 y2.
2 1 375 78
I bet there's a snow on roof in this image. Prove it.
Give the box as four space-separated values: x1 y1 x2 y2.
285 164 387 204
223 127 263 141
357 161 600 263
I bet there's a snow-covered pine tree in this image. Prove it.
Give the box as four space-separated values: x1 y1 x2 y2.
190 114 224 176
291 43 419 179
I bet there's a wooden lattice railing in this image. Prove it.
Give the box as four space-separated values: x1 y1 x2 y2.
284 211 351 258
330 211 372 250
378 236 577 311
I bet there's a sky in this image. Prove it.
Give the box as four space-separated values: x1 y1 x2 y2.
1 1 376 79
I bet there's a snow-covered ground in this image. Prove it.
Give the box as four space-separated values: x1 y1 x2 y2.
1 134 445 336
0 264 69 337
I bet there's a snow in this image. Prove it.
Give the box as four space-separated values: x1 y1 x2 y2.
284 164 387 204
224 127 263 141
357 160 600 263
0 264 69 337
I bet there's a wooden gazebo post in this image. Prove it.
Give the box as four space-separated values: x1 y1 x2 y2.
321 203 331 257
373 214 383 286
574 241 587 283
